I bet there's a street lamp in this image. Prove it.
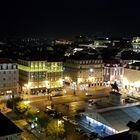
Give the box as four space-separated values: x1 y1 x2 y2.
73 82 76 96
89 68 94 73
89 68 94 87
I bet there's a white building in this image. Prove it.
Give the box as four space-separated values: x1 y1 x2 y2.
0 59 18 95
132 37 140 52
123 63 140 93
103 63 124 86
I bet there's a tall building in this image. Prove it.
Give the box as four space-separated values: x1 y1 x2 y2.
18 59 63 94
64 57 103 88
0 58 18 95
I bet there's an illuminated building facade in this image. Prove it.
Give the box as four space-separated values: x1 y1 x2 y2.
0 59 18 95
93 39 110 48
54 40 73 45
103 63 124 85
123 63 140 93
18 59 63 94
132 37 140 52
64 59 103 87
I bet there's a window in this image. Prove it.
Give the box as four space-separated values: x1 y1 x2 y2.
8 64 12 69
3 71 6 74
13 65 17 69
3 64 7 70
3 78 5 81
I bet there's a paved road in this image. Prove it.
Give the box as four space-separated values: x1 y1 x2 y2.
27 87 110 116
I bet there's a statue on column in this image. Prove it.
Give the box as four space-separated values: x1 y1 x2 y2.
110 81 119 92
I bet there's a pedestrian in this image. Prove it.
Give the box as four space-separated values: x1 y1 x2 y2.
89 121 91 126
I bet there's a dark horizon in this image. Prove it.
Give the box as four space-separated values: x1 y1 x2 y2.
0 0 140 38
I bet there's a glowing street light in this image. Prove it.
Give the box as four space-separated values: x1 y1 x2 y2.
89 68 94 73
57 120 64 127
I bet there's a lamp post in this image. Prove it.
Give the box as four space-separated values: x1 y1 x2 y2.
73 82 76 96
89 68 94 87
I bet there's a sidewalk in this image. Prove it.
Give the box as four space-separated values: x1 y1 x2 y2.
23 94 46 99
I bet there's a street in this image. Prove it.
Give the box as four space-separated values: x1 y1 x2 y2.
29 86 110 114
0 86 111 140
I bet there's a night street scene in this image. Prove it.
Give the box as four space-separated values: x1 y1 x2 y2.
0 0 140 140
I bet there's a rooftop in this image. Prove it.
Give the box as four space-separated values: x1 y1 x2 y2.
131 62 140 66
0 58 14 64
84 104 140 132
0 113 22 137
67 50 100 60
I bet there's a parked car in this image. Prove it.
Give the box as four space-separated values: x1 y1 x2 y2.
54 112 63 118
69 119 78 125
45 106 55 112
49 111 63 118
88 99 94 103
79 129 85 134
75 127 81 132
85 92 93 96
62 116 70 121
45 110 54 115
50 113 56 117
44 106 56 115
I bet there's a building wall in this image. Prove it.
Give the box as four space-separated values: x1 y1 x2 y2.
103 65 124 85
0 133 21 140
0 63 18 95
123 67 140 91
64 59 103 86
18 60 63 94
132 37 140 53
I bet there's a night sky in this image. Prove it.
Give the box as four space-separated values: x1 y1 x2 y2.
0 0 140 38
